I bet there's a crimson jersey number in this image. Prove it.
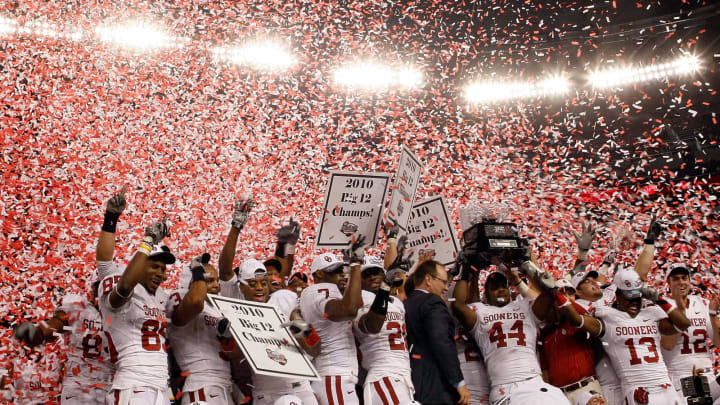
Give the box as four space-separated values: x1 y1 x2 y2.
82 334 103 359
625 337 660 365
488 320 526 348
387 321 408 351
102 275 122 295
141 319 168 352
680 329 709 354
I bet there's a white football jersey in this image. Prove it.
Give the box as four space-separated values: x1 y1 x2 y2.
469 298 542 386
299 283 358 377
661 295 714 387
99 283 170 390
166 290 232 392
56 295 114 388
596 304 673 390
219 274 243 299
456 323 490 403
353 290 411 382
96 260 125 285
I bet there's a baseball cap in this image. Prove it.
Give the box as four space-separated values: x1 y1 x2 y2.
614 269 643 300
666 263 691 279
575 390 603 405
485 272 509 289
557 278 575 291
287 272 308 285
273 395 303 405
148 245 175 265
361 255 385 273
238 259 267 281
310 253 344 274
570 270 599 290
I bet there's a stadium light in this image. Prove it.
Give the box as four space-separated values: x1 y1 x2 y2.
333 63 423 90
95 23 187 50
589 56 701 88
464 75 569 104
212 42 296 70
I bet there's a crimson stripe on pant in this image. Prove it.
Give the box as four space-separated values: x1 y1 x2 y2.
374 381 390 405
326 376 335 405
198 388 206 401
190 391 196 402
115 390 120 405
336 376 345 405
383 377 399 405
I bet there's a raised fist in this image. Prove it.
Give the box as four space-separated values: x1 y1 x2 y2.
278 219 301 245
144 214 171 246
231 195 254 229
343 234 367 264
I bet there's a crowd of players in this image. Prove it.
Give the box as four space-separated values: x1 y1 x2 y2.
3 187 718 405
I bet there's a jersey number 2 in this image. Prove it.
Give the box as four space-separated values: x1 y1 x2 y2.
680 329 708 354
387 321 408 351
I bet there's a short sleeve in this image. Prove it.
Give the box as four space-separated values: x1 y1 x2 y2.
219 275 242 299
165 289 185 319
96 260 123 281
645 305 669 322
268 290 300 319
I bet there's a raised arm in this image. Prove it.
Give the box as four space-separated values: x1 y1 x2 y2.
451 263 478 331
96 186 126 262
382 220 400 270
172 254 212 327
219 196 253 282
635 216 661 281
109 216 170 308
357 282 392 334
13 312 68 347
274 219 301 278
324 235 366 321
572 221 596 269
656 284 691 335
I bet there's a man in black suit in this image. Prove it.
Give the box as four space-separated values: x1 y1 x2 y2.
404 260 471 405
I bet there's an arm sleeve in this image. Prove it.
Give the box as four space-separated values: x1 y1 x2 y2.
423 296 465 387
219 275 242 299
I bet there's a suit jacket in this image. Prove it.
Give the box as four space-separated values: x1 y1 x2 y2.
404 289 464 404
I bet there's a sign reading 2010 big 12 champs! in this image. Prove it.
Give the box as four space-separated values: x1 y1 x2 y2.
403 195 460 267
315 171 391 249
207 294 320 380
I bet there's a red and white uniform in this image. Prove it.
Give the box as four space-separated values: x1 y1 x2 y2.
4 354 63 405
595 304 681 405
253 291 317 405
354 290 413 405
661 295 720 400
299 283 359 405
576 284 623 405
166 289 233 405
456 324 490 405
99 280 171 404
97 260 125 282
470 298 569 405
57 294 114 404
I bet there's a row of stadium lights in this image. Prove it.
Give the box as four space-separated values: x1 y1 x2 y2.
0 17 703 104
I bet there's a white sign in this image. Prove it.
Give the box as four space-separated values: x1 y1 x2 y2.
207 294 320 381
403 195 460 267
315 171 391 249
387 146 423 232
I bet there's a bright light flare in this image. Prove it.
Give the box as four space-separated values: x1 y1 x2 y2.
95 24 186 50
213 42 296 70
465 76 568 104
333 63 423 90
589 56 701 88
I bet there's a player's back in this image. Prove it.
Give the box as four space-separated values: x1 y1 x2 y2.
299 283 358 376
596 305 672 390
354 290 411 381
470 298 541 386
166 289 232 392
100 284 170 390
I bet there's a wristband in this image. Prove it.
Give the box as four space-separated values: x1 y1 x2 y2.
577 250 589 261
576 316 585 329
644 239 655 245
370 284 391 317
114 284 133 300
137 243 152 256
102 211 121 233
142 235 155 245
554 291 570 307
285 244 296 256
306 328 320 347
387 237 397 245
516 282 530 296
275 242 287 258
710 310 717 316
